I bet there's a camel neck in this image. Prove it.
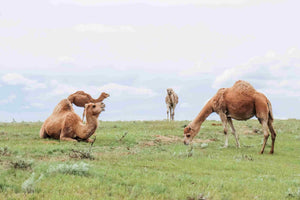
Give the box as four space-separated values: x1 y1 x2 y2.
95 94 105 102
85 115 98 136
191 100 213 127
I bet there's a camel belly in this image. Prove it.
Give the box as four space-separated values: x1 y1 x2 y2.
226 102 255 120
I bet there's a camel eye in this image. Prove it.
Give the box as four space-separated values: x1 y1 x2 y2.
92 105 96 108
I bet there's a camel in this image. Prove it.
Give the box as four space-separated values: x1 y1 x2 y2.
68 91 109 121
183 80 276 154
39 99 105 142
165 88 179 121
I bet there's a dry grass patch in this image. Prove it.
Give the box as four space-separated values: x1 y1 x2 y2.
140 135 216 147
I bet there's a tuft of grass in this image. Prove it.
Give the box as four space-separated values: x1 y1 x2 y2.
286 187 300 199
234 154 254 161
22 172 44 193
47 162 90 176
69 149 95 160
0 183 9 192
187 193 211 200
0 146 11 156
10 158 33 170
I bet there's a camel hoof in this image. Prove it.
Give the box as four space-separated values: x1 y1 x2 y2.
269 151 274 154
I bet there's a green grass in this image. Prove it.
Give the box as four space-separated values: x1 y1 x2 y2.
0 119 299 199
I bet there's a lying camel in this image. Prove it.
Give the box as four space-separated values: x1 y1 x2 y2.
68 91 109 121
183 80 276 154
39 99 105 142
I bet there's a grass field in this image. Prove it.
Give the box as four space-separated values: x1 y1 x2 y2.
0 119 299 200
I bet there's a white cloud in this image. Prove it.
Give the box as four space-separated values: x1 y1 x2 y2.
0 94 16 105
33 80 157 103
74 24 135 33
212 48 300 97
98 83 157 97
2 73 47 90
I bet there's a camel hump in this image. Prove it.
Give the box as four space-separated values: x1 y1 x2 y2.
69 91 89 97
232 80 256 95
73 90 86 94
52 99 73 114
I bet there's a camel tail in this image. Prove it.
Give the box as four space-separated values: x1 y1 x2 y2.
267 99 273 121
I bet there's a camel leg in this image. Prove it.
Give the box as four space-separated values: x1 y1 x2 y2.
227 117 240 148
60 136 77 142
268 119 276 154
39 125 49 138
255 98 271 154
220 113 229 148
85 138 95 143
259 120 270 154
60 123 77 142
82 107 86 122
172 105 176 121
166 105 170 121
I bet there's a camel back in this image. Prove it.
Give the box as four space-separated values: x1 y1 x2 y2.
52 99 74 114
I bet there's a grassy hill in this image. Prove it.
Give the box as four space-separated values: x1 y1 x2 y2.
0 119 299 199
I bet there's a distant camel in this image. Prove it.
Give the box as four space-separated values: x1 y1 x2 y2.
68 91 109 121
39 99 105 142
165 88 178 121
183 80 276 154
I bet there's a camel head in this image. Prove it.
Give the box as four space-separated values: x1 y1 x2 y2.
84 102 105 118
166 88 174 95
183 124 200 145
101 92 110 99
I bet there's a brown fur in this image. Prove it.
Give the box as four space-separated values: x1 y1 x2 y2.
165 88 179 121
68 91 109 121
68 91 110 107
39 99 105 142
184 80 276 154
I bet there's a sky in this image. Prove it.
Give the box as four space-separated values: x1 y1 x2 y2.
0 0 299 122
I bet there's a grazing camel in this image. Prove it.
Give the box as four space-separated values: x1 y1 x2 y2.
165 88 179 121
183 80 276 154
68 91 109 121
39 99 105 142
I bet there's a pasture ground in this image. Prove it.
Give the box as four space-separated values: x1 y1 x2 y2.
0 119 299 200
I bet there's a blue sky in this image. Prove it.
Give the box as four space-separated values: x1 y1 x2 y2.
0 0 299 122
